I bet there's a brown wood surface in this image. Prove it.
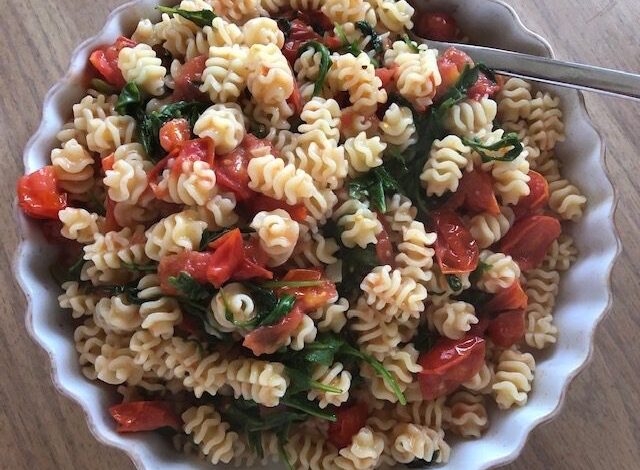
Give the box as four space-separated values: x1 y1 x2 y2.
1 0 638 468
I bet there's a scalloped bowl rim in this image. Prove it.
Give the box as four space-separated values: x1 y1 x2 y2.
13 0 620 469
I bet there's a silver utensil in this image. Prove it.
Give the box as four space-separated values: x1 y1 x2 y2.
411 36 640 101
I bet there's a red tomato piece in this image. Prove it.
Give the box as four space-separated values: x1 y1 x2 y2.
275 269 337 312
234 237 274 282
432 210 479 274
487 309 526 348
282 20 321 64
468 73 501 100
435 48 473 99
89 36 136 88
242 194 308 223
172 55 208 102
101 153 115 173
103 196 120 232
242 303 304 355
214 142 254 201
160 118 191 152
287 79 304 115
158 250 214 295
206 228 244 287
512 171 549 219
328 402 369 449
446 169 500 216
415 12 461 42
176 314 202 338
109 401 181 433
299 10 334 34
375 212 395 266
17 166 67 219
323 34 343 49
171 137 215 178
468 316 490 337
483 281 528 314
417 335 485 400
375 66 397 91
499 215 561 271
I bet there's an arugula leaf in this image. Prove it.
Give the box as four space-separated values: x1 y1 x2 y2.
355 21 383 54
469 260 493 285
121 261 158 273
244 283 278 316
446 275 463 292
250 121 268 139
281 396 337 421
285 366 343 396
90 78 117 95
413 328 437 352
348 166 400 212
257 294 296 327
406 451 441 468
402 34 420 53
345 346 407 405
298 41 331 96
116 82 144 116
168 272 216 302
277 18 292 38
462 132 523 163
156 6 216 27
454 288 491 309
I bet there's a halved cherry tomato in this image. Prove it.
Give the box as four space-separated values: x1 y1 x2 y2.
444 169 500 216
275 268 337 312
512 171 549 219
415 12 461 42
282 19 321 64
214 140 254 200
468 316 490 337
242 303 304 355
483 281 528 314
242 194 308 223
234 236 273 282
323 34 343 50
375 66 397 91
417 335 485 400
101 153 115 173
432 210 479 274
468 73 501 100
172 55 208 102
375 211 395 266
435 48 473 98
171 137 215 178
207 228 244 287
89 36 136 88
109 401 181 433
499 215 561 271
160 118 191 152
148 148 179 196
328 402 369 449
158 250 214 295
176 314 202 338
487 309 526 348
17 166 67 219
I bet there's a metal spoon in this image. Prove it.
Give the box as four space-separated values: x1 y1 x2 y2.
410 35 640 101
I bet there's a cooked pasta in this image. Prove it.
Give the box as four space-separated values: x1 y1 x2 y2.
468 206 515 249
360 265 427 321
144 210 207 261
308 362 352 408
527 91 566 151
182 405 242 465
225 358 289 407
379 103 417 151
118 43 166 96
429 301 478 340
193 103 245 154
200 44 249 104
387 41 441 108
247 43 295 106
58 207 102 243
389 423 450 464
333 199 382 248
362 344 422 403
58 281 99 319
420 135 472 196
84 225 148 271
344 131 387 175
327 52 386 115
445 97 497 138
476 250 521 293
446 392 489 438
371 0 415 32
548 178 587 221
51 139 95 195
492 348 536 409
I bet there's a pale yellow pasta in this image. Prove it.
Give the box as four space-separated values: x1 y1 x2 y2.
131 18 158 45
144 210 207 261
429 301 478 340
386 41 440 108
195 192 240 230
74 318 107 380
51 138 94 195
156 160 217 206
527 91 565 151
200 44 249 103
86 115 136 154
468 206 515 249
420 135 472 196
395 395 449 428
104 158 150 205
291 231 340 267
185 17 245 60
250 209 300 267
94 340 144 386
194 103 246 154
524 267 560 349
333 199 382 249
311 297 349 333
208 282 256 333
344 131 387 176
379 103 417 151
94 295 142 334
136 275 183 339
308 362 352 408
299 97 342 145
348 297 402 361
294 48 324 82
388 423 449 464
360 265 427 321
371 0 415 33
118 43 166 95
247 153 319 205
225 358 288 407
497 77 532 122
209 0 263 23
548 178 587 221
395 220 437 284
247 44 295 105
543 234 577 272
384 193 417 235
476 250 521 293
182 350 230 398
285 313 318 351
72 93 117 134
182 405 242 465
445 97 497 138
327 52 386 115
321 0 377 24
335 426 385 470
462 362 494 395
362 344 422 403
58 208 102 243
84 225 148 271
492 348 536 409
242 17 284 47
58 281 99 319
446 392 489 438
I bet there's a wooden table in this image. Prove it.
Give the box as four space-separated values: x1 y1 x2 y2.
1 0 638 468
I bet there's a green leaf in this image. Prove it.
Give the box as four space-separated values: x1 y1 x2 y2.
168 272 216 302
339 244 379 300
303 333 346 366
355 21 383 54
462 132 524 163
402 34 420 53
157 6 216 27
333 24 361 56
413 328 437 352
281 397 337 421
469 260 493 285
348 166 400 212
454 288 491 309
298 41 331 96
116 82 144 116
257 294 296 327
285 367 343 395
244 283 278 315
446 275 463 292
121 261 158 273
90 78 117 95
250 121 268 139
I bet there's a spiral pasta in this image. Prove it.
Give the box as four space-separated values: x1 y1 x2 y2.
86 115 136 154
144 210 207 261
182 405 242 465
322 0 377 24
251 209 300 267
74 319 107 380
200 44 249 104
156 160 217 206
548 178 587 221
420 135 472 196
371 0 415 33
58 281 99 319
429 301 478 340
445 98 497 138
379 103 417 151
334 199 382 248
291 231 340 268
348 297 402 361
335 427 385 470
225 358 288 407
209 0 263 23
543 234 577 272
476 250 521 293
527 91 565 151
118 43 166 96
136 275 183 339
446 392 489 438
242 17 284 47
208 282 256 333
194 103 245 154
362 344 422 403
524 267 560 349
307 362 352 408
492 348 536 409
388 423 450 464
311 296 349 333
58 207 102 243
84 225 148 271
104 156 151 205
387 41 441 108
468 206 515 249
395 220 437 283
344 132 387 176
94 295 142 334
361 265 427 321
51 139 94 195
247 44 295 106
195 192 239 229
247 153 316 204
497 77 532 122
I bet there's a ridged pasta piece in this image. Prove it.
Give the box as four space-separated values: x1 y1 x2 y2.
395 396 449 429
476 250 521 293
322 0 377 24
94 294 142 334
446 391 489 438
379 103 417 151
548 178 587 221
311 296 349 332
51 139 95 195
335 426 385 470
333 199 382 248
195 192 239 230
136 274 183 339
327 52 386 115
344 132 387 176
347 297 402 361
384 193 417 236
80 261 134 287
468 206 515 249
291 231 340 267
209 0 263 23
58 281 99 319
84 224 148 270
361 265 427 321
225 358 288 407
113 192 161 229
183 351 230 398
285 313 318 351
371 0 415 32
194 103 245 154
131 19 157 45
340 108 380 139
154 7 202 58
156 160 217 206
294 48 323 82
247 44 294 105
299 97 342 145
395 220 437 284
94 340 144 386
118 43 166 96
492 348 535 409
86 115 136 154
72 93 117 134
420 135 472 196
462 361 494 395
104 158 150 205
527 91 565 151
543 234 577 271
308 362 352 408
199 44 249 103
429 301 478 340
247 99 296 134
144 210 207 261
362 344 422 403
497 77 532 122
209 282 256 333
247 153 316 205
241 17 284 47
74 318 106 380
445 97 497 138
388 423 449 464
523 267 560 349
281 433 339 470
386 41 440 108
182 405 242 465
58 208 102 243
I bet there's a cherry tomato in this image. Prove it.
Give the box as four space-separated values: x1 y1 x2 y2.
172 137 215 177
483 281 528 314
172 55 208 102
160 118 191 152
444 169 500 216
158 250 214 295
468 316 490 337
512 171 549 219
17 166 67 219
432 210 479 274
375 212 395 266
242 194 308 223
206 228 245 287
214 142 254 201
234 236 274 282
323 34 343 49
176 314 202 338
375 66 397 91
282 20 321 64
109 401 181 433
468 73 501 100
415 12 460 42
328 402 369 449
148 148 179 196
242 303 304 355
417 335 485 400
103 196 120 232
89 36 136 88
275 268 337 312
487 309 526 348
499 215 561 271
435 48 473 98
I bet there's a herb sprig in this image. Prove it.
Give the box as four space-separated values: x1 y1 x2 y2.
297 41 331 97
156 6 216 27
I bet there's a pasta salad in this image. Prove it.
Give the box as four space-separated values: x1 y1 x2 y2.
16 1 587 468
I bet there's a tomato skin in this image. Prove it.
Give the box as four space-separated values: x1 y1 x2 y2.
375 66 397 91
499 215 561 271
287 80 304 116
242 303 304 355
375 212 395 266
160 118 191 152
282 19 321 64
435 48 473 98
298 10 334 34
242 195 308 223
158 250 213 295
17 166 67 219
101 153 115 173
415 12 460 42
444 169 500 216
417 335 486 400
432 210 479 274
206 229 245 288
234 237 273 282
275 268 337 312
513 171 549 219
468 73 501 100
214 139 254 200
328 402 369 449
323 35 343 49
172 55 208 102
484 281 528 314
487 309 526 348
109 401 181 433
89 36 136 88
172 137 215 177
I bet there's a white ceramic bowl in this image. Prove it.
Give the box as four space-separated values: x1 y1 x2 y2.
15 0 619 469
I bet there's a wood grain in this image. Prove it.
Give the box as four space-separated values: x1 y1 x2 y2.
1 0 638 469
